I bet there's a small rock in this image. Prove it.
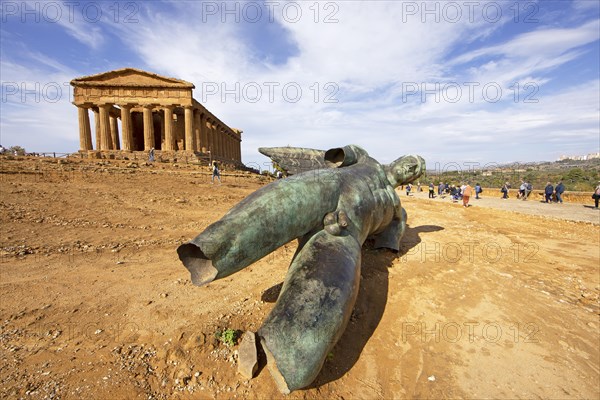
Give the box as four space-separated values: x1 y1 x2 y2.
428 375 436 382
238 331 258 379
160 293 168 298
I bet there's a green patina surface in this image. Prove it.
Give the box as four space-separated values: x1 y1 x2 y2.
177 145 425 393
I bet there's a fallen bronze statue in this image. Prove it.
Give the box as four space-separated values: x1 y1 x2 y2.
177 145 425 393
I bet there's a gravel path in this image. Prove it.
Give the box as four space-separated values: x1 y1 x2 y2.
408 190 600 225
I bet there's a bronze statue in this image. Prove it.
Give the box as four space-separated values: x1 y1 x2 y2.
177 145 425 393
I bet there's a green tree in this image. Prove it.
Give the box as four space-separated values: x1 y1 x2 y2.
8 146 26 156
562 168 585 182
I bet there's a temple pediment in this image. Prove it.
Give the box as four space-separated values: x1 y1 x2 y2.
71 68 195 88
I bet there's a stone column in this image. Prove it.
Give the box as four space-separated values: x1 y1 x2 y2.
234 138 239 162
194 111 202 152
213 124 219 157
163 106 175 151
99 104 112 150
184 106 195 151
232 136 237 161
207 119 214 154
213 125 219 157
232 137 237 162
223 133 229 160
226 133 232 160
218 126 224 158
93 107 101 150
219 131 224 159
109 115 120 150
199 114 208 153
143 105 155 151
77 106 93 151
120 105 133 151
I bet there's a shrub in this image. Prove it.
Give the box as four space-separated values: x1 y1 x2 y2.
216 328 240 347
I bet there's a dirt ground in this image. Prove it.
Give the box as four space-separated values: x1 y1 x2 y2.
1 157 599 399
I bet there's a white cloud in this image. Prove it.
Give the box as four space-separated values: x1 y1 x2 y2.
1 1 598 169
1 55 78 151
452 19 600 64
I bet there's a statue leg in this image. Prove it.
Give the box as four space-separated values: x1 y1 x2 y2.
372 207 407 251
177 178 338 286
258 229 362 393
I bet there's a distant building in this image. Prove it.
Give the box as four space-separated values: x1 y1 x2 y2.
558 153 600 161
71 68 242 164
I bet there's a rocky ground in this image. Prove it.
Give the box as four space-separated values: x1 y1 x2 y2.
1 157 598 399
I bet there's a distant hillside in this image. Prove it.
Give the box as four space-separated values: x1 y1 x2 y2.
425 158 600 192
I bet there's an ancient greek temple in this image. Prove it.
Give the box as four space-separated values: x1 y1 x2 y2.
70 68 242 164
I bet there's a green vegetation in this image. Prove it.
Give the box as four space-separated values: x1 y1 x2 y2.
2 145 26 155
216 328 241 347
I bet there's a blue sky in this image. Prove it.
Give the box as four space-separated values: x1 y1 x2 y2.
1 0 599 171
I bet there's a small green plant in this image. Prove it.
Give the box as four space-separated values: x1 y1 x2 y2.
216 328 240 347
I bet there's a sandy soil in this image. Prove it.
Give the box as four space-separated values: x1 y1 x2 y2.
1 157 599 399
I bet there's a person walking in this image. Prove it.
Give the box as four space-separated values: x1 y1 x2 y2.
475 183 482 199
518 180 526 199
522 181 532 201
544 182 554 203
593 182 600 209
501 182 510 199
555 181 565 204
211 161 221 184
148 147 155 163
462 183 473 207
428 182 435 198
438 182 444 196
406 183 412 196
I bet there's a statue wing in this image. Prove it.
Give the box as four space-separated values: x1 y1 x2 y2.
259 147 328 175
259 145 369 175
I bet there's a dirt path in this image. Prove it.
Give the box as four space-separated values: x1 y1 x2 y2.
408 190 600 225
1 158 598 399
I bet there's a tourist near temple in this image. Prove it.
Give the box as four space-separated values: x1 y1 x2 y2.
70 68 242 164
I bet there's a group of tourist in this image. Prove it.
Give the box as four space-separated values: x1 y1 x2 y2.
422 182 482 207
420 179 600 209
543 181 566 203
503 179 565 203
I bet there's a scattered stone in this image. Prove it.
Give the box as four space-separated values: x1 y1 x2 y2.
237 331 258 379
428 375 436 382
